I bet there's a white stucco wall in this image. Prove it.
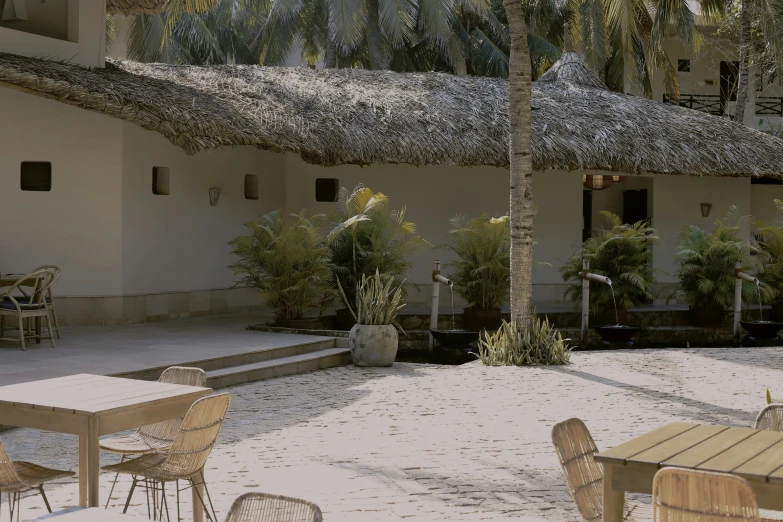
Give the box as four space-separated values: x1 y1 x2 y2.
0 87 124 296
120 124 287 295
652 175 752 284
0 0 105 67
283 156 585 303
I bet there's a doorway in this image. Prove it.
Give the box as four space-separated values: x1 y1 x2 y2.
720 61 739 117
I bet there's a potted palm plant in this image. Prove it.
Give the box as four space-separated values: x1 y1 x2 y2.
328 184 429 330
445 214 510 331
339 270 405 367
676 207 761 327
560 212 657 325
229 210 334 328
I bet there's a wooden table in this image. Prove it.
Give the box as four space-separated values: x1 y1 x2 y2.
0 374 212 518
0 273 43 344
595 422 783 521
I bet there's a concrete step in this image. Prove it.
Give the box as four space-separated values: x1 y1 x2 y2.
206 347 352 388
114 338 341 381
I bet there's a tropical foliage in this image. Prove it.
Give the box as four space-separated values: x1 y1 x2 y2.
229 210 334 322
756 200 783 304
328 185 429 308
561 212 657 317
338 269 405 328
477 315 571 366
675 206 766 310
445 214 510 310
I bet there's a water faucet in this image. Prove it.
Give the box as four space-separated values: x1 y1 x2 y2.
580 270 612 286
432 267 453 287
734 268 759 286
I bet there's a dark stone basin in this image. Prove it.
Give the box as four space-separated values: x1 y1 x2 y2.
430 329 481 346
594 325 639 345
740 321 783 340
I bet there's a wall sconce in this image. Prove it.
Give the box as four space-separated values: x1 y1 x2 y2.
700 202 712 217
209 187 221 207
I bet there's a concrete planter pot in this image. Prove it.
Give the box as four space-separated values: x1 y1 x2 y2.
349 324 398 367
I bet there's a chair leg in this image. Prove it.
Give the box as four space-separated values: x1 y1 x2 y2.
160 481 170 522
16 315 25 351
44 311 55 348
175 480 180 522
39 485 52 513
51 302 61 339
190 476 218 522
105 455 126 509
123 477 138 514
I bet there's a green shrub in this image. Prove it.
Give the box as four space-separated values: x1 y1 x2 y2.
478 315 571 366
445 214 510 310
229 210 334 322
338 269 405 329
328 185 429 308
560 212 657 317
756 200 783 304
676 207 764 310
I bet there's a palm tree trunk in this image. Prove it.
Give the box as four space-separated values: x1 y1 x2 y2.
735 0 751 124
325 26 337 68
504 0 534 329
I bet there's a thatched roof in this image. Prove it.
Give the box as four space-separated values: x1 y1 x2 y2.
1 50 782 177
106 0 171 15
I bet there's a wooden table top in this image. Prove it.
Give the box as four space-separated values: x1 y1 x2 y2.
0 374 210 417
595 422 783 484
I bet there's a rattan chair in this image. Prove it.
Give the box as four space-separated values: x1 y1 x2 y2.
102 392 232 522
652 467 760 521
101 366 207 508
0 269 56 350
755 404 783 432
224 493 323 522
552 418 652 522
0 440 74 520
30 266 61 339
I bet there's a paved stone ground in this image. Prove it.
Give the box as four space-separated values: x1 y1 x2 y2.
3 346 782 521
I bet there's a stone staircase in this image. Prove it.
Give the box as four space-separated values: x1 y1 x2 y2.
114 337 352 389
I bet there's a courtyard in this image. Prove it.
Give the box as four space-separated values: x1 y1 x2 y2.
0 345 777 521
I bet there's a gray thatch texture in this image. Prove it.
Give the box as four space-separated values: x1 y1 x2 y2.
106 0 171 15
1 50 782 177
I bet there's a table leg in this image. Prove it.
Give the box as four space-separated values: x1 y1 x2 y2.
192 470 204 522
79 436 88 507
88 418 100 507
603 463 624 522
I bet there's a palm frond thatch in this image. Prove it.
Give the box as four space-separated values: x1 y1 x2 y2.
2 51 783 177
106 0 173 15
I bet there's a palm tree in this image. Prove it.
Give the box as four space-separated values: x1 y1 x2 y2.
505 0 535 328
569 0 724 96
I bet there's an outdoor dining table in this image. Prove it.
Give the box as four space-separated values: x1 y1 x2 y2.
0 273 43 344
0 374 212 519
595 422 783 521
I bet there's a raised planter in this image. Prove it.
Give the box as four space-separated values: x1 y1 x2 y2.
335 308 357 331
275 316 335 330
689 306 725 327
463 308 502 332
772 304 783 322
349 324 398 367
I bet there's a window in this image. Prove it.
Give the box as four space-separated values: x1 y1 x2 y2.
152 167 170 195
20 162 51 191
678 59 691 73
315 178 339 202
244 174 259 200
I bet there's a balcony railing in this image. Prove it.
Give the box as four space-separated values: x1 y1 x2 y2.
663 94 723 116
755 97 783 116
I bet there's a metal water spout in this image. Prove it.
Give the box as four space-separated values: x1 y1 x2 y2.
579 258 613 347
734 260 760 345
430 261 454 350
